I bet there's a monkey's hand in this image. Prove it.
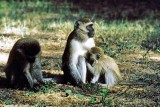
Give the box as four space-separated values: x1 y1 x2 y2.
86 62 95 74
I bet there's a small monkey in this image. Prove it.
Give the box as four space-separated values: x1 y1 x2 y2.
86 46 122 87
62 18 95 86
4 38 45 88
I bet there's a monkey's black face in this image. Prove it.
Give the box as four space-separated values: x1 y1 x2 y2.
26 56 36 63
96 53 101 60
86 24 95 38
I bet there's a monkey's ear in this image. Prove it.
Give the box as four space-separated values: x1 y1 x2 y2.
74 21 79 30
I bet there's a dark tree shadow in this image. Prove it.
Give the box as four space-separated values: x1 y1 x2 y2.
66 0 160 20
2 0 160 24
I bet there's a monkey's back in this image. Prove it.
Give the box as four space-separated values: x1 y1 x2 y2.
95 55 122 80
14 38 40 55
62 31 75 65
5 38 41 73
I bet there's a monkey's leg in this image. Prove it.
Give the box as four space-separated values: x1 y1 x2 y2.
68 63 83 85
10 73 15 87
62 63 81 85
31 56 45 84
24 63 34 88
104 69 117 87
91 73 100 83
77 56 87 83
5 67 14 87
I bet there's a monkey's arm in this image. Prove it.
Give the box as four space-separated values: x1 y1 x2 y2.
24 63 34 88
86 62 100 83
77 55 87 83
69 56 84 85
91 73 100 83
67 41 85 85
86 62 95 74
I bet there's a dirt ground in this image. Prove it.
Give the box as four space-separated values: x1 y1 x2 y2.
0 33 160 107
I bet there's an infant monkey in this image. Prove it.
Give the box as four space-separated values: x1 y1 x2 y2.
86 46 122 87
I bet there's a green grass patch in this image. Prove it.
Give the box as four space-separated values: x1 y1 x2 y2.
4 99 13 105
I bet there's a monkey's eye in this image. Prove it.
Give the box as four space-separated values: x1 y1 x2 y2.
96 53 101 60
86 24 93 30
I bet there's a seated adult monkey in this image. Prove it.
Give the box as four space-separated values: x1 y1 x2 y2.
4 38 45 89
62 18 95 86
86 46 122 87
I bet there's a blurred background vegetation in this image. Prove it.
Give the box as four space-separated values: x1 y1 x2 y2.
0 0 160 57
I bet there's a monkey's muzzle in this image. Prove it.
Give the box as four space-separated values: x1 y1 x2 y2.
88 31 95 38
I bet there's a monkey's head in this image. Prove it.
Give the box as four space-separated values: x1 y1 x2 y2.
87 47 104 66
18 38 41 63
74 17 95 38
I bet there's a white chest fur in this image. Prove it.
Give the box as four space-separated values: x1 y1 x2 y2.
72 38 95 55
70 38 95 64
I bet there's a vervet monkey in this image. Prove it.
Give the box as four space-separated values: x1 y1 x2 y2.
86 46 122 87
62 18 95 86
4 38 45 88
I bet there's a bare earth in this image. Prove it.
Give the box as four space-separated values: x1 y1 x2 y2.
0 32 159 107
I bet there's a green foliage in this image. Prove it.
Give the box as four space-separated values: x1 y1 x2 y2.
35 79 58 93
36 103 43 107
99 88 109 97
141 29 160 51
26 91 35 95
89 96 96 103
65 89 73 95
95 19 156 58
75 94 85 99
65 89 85 99
0 0 80 35
38 85 52 93
141 29 160 62
99 88 111 107
89 88 111 106
4 99 13 105
54 59 62 69
41 59 51 66
0 0 157 49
